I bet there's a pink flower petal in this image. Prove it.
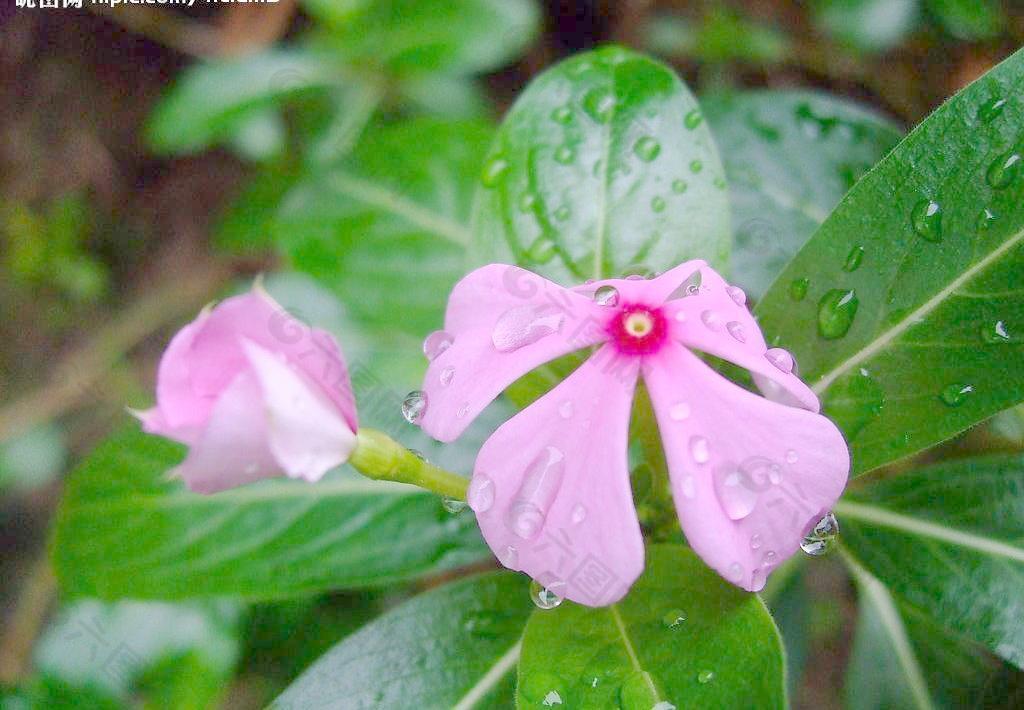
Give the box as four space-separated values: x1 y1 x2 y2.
643 342 849 591
570 259 708 304
665 264 819 412
471 345 643 606
419 265 610 442
242 339 357 482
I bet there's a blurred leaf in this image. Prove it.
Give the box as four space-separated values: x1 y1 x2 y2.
0 422 67 492
837 454 1024 668
845 558 1023 709
146 49 342 155
989 404 1024 445
925 0 1005 41
396 73 490 119
276 119 493 344
756 49 1024 475
321 0 540 76
226 107 287 162
214 162 300 256
1 676 122 709
51 428 487 600
813 0 920 53
703 90 902 299
472 45 730 284
646 9 789 64
516 545 785 708
761 559 810 698
273 572 528 709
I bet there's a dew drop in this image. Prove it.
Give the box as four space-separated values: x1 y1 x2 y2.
507 446 565 540
726 285 747 306
542 690 563 706
467 474 495 513
977 97 1007 123
571 503 587 525
684 108 703 129
672 179 688 193
530 579 565 610
492 304 565 352
689 159 703 173
911 199 942 242
651 196 667 213
583 87 615 124
726 321 746 343
527 236 557 264
662 608 687 628
594 285 620 307
423 330 453 361
689 436 710 464
728 562 744 582
518 192 537 212
981 320 1011 343
698 670 715 684
500 544 519 569
789 277 810 302
558 400 574 419
554 145 575 165
700 309 721 331
763 550 778 568
670 402 691 421
680 475 696 499
481 157 509 188
785 449 798 464
442 496 467 514
554 205 571 221
713 176 727 189
401 391 427 424
801 512 839 556
750 534 763 550
765 347 794 374
843 245 865 272
713 463 759 521
551 106 573 124
940 383 974 407
977 207 998 231
768 464 783 485
439 366 455 386
987 151 1022 189
633 136 661 162
817 289 859 339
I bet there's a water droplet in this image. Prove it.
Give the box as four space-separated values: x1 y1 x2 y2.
817 289 859 339
789 277 810 301
726 285 746 306
527 236 556 264
987 151 1022 189
558 400 574 419
442 496 467 514
507 446 565 540
500 545 519 569
698 670 715 684
785 449 798 463
402 391 427 424
649 196 666 213
768 465 782 485
843 245 865 272
583 87 615 124
680 475 696 499
940 383 974 406
554 205 571 221
662 608 687 628
481 157 508 188
981 320 1011 343
652 701 676 710
911 199 942 242
594 285 620 307
571 503 587 524
492 304 565 352
554 145 575 165
542 689 563 706
750 534 763 550
977 207 998 231
423 330 454 361
823 368 885 438
439 366 455 386
765 348 794 374
700 310 721 331
467 474 495 513
713 463 759 520
726 321 746 343
672 179 688 193
684 108 703 129
689 159 703 173
978 96 1007 123
618 671 659 710
713 176 727 189
728 562 744 582
689 436 710 464
551 106 573 124
530 579 565 610
763 550 778 568
670 402 690 421
801 512 839 556
634 136 661 162
518 192 537 212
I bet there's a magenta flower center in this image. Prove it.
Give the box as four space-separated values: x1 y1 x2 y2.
608 304 667 354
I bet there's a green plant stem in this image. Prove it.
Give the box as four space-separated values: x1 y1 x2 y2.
349 428 469 501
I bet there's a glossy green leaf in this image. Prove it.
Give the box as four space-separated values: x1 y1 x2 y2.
812 0 920 53
516 545 785 708
837 454 1024 668
846 561 1023 710
146 49 340 155
925 0 1004 40
702 90 902 299
276 119 493 342
472 46 730 283
51 427 487 600
273 572 528 709
756 49 1024 474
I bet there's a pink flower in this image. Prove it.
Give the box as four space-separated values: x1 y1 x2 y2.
137 285 358 494
415 261 849 606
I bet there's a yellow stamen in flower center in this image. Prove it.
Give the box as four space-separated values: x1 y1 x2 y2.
623 310 654 338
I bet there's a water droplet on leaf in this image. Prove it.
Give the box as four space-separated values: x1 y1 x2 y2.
698 670 715 684
662 608 686 628
583 87 615 124
977 97 1007 123
817 289 858 339
481 157 508 188
843 246 865 272
672 179 688 193
684 108 703 129
634 136 661 162
940 383 973 406
987 151 1022 189
789 277 809 301
689 159 703 173
551 106 573 124
981 320 1011 343
911 199 942 242
527 236 557 264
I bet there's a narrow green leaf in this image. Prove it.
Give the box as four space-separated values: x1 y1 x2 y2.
926 0 1005 40
273 572 528 709
837 454 1024 668
472 46 730 283
516 545 785 708
756 48 1024 474
702 90 902 299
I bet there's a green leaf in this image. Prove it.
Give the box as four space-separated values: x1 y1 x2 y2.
925 0 1005 41
276 119 493 342
837 454 1024 668
845 558 1023 709
646 9 790 65
319 0 540 76
516 545 785 708
273 572 528 709
812 0 920 53
755 49 1024 474
51 427 487 600
702 90 902 299
145 49 340 155
214 162 300 256
471 45 730 283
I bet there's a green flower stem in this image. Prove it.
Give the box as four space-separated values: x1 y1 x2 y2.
349 428 469 501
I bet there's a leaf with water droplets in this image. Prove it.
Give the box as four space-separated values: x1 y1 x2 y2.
757 49 1024 475
516 545 785 709
472 46 730 283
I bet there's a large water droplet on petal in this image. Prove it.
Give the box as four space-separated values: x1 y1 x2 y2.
467 473 495 513
492 305 565 352
765 348 794 373
571 503 587 525
422 330 453 361
728 562 744 583
689 436 710 464
726 285 746 306
507 446 565 540
726 321 746 343
713 463 759 520
700 310 721 331
499 544 519 569
593 285 620 307
530 578 565 610
817 289 859 339
801 512 839 556
402 391 427 424
680 475 696 499
439 366 455 386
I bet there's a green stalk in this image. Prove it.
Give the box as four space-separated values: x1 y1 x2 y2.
349 428 469 501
